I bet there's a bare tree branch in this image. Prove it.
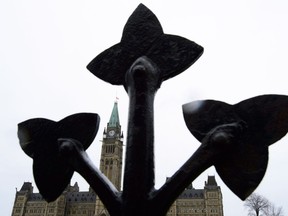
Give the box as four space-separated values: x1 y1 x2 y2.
244 193 284 216
244 193 269 216
263 202 284 216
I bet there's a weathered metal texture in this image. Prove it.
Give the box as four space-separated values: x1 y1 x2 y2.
85 4 204 214
18 113 100 202
182 95 288 200
87 4 203 86
122 57 160 215
17 3 288 216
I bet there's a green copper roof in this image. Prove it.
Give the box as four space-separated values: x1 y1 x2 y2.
108 102 120 127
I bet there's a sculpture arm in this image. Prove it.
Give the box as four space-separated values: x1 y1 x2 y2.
58 138 122 215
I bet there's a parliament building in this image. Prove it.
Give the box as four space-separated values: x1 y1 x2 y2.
11 101 224 216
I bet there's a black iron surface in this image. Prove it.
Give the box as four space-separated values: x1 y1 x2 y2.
17 3 288 216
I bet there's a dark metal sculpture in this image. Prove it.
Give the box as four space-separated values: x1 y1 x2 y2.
18 4 288 216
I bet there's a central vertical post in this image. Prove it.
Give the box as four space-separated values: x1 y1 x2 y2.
122 57 160 216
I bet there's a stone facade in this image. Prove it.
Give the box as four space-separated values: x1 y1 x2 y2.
12 101 224 216
167 176 224 216
11 182 96 216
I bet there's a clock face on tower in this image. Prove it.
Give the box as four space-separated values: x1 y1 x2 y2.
108 130 115 137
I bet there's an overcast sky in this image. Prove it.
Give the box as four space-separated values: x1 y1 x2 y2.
1 0 288 215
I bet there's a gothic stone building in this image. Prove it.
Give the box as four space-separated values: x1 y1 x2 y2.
167 176 224 216
12 101 224 216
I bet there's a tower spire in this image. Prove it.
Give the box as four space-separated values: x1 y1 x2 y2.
108 100 120 127
95 99 124 215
